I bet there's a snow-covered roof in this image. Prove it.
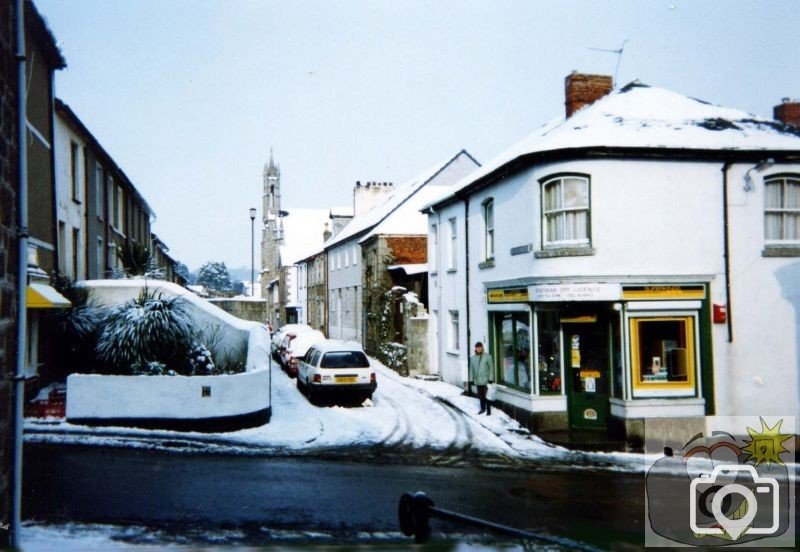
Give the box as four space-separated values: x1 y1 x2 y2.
330 206 354 218
278 208 330 265
427 81 800 207
327 150 477 249
388 264 427 276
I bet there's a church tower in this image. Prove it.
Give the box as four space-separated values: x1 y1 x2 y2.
260 150 284 306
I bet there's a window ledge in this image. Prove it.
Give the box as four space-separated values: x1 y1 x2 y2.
446 350 460 357
478 259 495 270
762 246 800 257
534 246 596 259
446 268 457 274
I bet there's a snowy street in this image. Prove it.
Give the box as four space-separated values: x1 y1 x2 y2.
24 357 643 471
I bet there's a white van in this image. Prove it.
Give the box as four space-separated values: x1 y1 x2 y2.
296 340 376 404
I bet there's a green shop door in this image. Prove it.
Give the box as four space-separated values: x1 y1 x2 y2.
563 319 610 430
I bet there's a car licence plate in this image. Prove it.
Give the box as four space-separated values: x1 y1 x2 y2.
335 376 358 384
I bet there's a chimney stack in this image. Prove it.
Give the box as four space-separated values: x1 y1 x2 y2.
323 222 332 242
353 180 393 217
774 97 800 128
565 71 613 118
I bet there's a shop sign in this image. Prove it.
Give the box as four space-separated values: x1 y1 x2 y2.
487 288 529 303
529 283 622 302
622 284 705 300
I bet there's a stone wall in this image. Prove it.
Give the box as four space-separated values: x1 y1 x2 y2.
0 0 18 544
208 298 267 324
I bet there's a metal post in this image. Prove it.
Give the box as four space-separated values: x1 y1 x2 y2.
249 208 256 296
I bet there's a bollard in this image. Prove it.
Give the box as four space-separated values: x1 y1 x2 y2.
398 491 600 551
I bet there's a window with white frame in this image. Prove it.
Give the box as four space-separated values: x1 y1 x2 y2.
541 175 590 248
447 218 457 270
70 141 81 202
352 244 358 266
448 310 460 352
764 174 800 245
430 223 438 272
483 199 494 260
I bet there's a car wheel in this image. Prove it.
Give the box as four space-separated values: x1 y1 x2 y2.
306 382 315 405
296 377 303 391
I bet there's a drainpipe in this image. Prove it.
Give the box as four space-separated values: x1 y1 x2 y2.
463 198 471 354
721 162 733 342
12 0 28 547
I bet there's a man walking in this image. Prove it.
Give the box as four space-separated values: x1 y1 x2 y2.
469 341 494 415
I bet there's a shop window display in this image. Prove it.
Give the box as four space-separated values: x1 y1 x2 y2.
630 316 696 396
536 311 562 394
496 312 531 391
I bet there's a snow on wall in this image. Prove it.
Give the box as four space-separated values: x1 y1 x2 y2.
80 279 269 373
66 369 269 419
71 280 272 420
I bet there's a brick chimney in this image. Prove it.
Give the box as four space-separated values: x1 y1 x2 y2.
774 98 800 128
565 71 613 118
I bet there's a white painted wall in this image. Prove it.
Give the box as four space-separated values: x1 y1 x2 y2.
54 114 86 280
66 369 269 420
446 157 799 419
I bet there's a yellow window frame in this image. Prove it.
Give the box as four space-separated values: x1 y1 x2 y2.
629 315 696 391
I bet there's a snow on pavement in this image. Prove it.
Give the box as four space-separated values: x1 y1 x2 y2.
24 357 645 472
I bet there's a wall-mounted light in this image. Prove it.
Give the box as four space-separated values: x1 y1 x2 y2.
743 158 775 192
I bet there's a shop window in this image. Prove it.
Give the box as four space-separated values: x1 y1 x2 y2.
541 175 590 248
495 312 531 391
764 174 800 246
630 316 696 397
536 310 561 394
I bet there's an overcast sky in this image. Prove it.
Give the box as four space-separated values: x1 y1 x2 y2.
36 0 800 271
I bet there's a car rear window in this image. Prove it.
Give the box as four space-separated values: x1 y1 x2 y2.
320 351 369 368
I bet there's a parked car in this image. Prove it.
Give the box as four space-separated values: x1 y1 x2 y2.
279 329 326 377
271 323 314 361
296 340 376 404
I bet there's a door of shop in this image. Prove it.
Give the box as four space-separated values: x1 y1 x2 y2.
563 320 610 430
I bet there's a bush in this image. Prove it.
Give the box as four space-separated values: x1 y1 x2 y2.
47 275 103 380
95 287 195 375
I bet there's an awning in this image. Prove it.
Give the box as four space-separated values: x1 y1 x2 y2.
27 283 72 309
387 264 427 276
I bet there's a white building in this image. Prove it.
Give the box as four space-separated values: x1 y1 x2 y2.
54 110 87 280
425 73 800 444
325 151 480 343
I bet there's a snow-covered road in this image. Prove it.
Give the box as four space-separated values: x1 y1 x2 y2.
24 358 645 471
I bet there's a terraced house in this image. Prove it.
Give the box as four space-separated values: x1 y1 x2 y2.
425 72 800 446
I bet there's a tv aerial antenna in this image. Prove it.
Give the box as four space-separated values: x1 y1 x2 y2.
588 39 628 86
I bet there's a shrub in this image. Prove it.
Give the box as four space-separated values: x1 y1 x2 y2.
47 274 103 380
95 287 195 375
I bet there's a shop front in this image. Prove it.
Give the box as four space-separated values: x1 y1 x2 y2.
486 281 713 442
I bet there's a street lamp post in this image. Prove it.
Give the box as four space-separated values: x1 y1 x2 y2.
249 207 257 296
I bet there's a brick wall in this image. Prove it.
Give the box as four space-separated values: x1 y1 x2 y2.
0 0 19 544
565 72 613 118
774 99 800 128
385 236 427 264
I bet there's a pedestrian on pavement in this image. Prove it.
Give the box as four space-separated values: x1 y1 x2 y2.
469 341 494 415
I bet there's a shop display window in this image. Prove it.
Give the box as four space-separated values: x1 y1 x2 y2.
494 312 531 392
536 311 562 394
630 316 696 395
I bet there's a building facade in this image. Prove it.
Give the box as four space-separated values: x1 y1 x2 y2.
426 74 800 444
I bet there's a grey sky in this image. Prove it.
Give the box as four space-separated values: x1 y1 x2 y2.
36 0 800 271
